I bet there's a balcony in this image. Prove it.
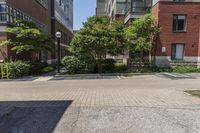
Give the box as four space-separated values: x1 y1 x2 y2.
124 0 152 24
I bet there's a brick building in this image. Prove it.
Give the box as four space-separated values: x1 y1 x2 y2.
152 1 200 67
97 0 200 67
0 0 74 63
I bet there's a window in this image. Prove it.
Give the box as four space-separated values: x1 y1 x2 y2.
0 4 6 12
171 44 185 60
0 4 7 22
132 0 145 12
173 15 186 32
0 4 47 32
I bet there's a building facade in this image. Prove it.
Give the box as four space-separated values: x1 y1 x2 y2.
96 0 127 21
124 0 152 24
0 0 73 63
96 0 106 16
152 1 200 67
96 0 200 67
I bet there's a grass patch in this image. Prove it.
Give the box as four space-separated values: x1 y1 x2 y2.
185 90 200 98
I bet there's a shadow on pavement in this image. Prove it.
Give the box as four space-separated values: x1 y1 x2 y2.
0 100 73 133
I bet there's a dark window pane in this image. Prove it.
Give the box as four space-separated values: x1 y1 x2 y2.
173 15 186 32
177 19 184 30
171 44 176 60
0 4 6 12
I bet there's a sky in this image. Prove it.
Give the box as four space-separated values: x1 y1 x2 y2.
73 0 96 30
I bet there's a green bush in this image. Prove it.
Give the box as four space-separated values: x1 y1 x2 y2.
5 60 31 78
0 60 54 78
41 66 54 73
29 61 48 75
61 56 83 74
172 66 199 73
114 63 127 72
100 59 116 73
127 66 199 73
76 53 96 73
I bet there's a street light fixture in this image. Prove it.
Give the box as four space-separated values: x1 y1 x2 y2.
56 31 62 73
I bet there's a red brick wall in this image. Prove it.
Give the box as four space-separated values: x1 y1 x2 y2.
50 20 74 59
152 2 200 57
6 0 51 33
0 0 55 61
55 21 74 46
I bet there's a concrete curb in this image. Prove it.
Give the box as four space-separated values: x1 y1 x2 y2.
55 73 157 77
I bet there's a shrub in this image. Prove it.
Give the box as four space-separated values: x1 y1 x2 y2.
5 60 31 78
29 61 48 75
100 59 116 73
172 66 199 73
76 53 96 73
41 66 54 73
114 63 127 72
61 56 82 74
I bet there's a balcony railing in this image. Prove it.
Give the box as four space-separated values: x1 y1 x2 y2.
124 0 152 23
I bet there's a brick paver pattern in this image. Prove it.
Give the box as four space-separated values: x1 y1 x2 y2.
0 75 200 107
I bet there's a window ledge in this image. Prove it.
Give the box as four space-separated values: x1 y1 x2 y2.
173 31 187 33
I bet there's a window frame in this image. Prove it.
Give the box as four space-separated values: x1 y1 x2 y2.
171 43 185 60
173 14 187 33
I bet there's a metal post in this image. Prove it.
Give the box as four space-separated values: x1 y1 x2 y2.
57 38 61 73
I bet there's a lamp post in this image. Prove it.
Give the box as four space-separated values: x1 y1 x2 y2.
56 31 62 73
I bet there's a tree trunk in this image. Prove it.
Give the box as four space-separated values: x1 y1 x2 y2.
97 58 103 74
39 52 42 61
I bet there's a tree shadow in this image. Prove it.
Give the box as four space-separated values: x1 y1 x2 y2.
0 100 73 133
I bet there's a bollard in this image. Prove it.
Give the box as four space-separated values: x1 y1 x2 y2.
1 64 9 79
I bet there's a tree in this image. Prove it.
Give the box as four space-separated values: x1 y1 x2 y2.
125 13 160 62
69 16 127 73
0 20 54 60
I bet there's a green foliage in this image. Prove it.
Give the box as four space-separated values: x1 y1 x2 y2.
61 56 82 74
62 56 96 74
0 60 54 78
5 60 31 78
41 66 55 73
95 59 127 73
127 66 200 73
29 61 48 75
76 53 96 73
171 66 199 73
0 20 54 54
125 13 160 53
114 63 127 72
69 16 127 73
100 59 116 73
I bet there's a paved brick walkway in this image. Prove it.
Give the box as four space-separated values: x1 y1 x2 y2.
0 75 200 108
